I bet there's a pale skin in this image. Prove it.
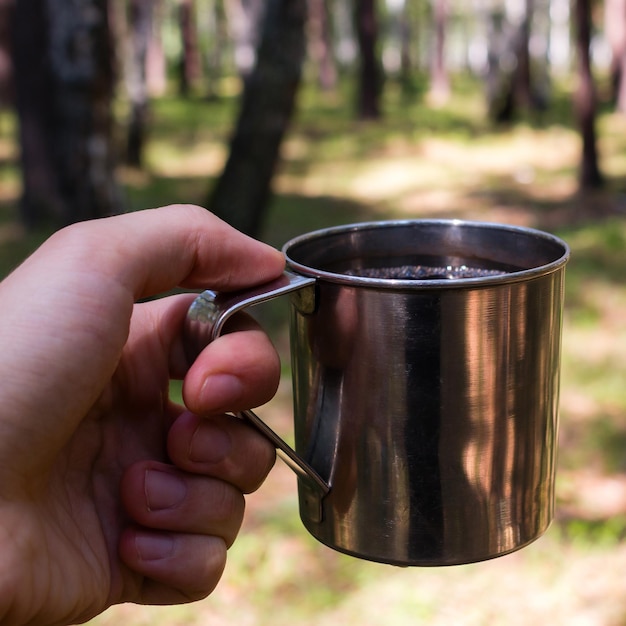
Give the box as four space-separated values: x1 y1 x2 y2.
0 205 286 625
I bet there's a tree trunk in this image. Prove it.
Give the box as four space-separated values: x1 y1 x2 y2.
308 0 337 91
617 48 626 113
574 0 603 188
208 0 307 237
126 0 153 167
178 0 201 96
486 0 537 123
11 0 122 228
429 0 449 104
399 0 414 89
513 0 533 110
146 0 166 97
605 0 626 111
204 0 228 99
353 0 381 119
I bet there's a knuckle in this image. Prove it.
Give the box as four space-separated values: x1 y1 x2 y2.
209 478 245 522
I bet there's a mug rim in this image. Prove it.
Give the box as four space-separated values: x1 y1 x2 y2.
282 219 570 289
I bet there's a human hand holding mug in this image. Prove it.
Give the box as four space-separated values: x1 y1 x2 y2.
0 205 285 625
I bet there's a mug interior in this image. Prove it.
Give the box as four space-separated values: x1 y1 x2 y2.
284 220 569 286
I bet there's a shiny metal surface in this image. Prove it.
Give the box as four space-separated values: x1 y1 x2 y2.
185 219 569 566
186 273 328 502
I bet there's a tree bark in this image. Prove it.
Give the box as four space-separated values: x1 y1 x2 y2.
126 0 153 167
574 0 603 188
205 0 228 99
11 0 122 228
178 0 202 96
0 0 13 107
605 0 626 111
399 0 414 88
146 0 166 97
429 0 449 104
353 0 381 119
513 0 533 110
208 0 307 237
486 0 537 123
308 0 337 91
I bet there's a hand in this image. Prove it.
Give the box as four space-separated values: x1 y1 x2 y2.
0 205 285 625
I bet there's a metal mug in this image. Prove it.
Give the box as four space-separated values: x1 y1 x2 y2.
185 220 570 566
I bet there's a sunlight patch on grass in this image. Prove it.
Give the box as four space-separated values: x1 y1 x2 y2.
277 122 582 223
0 180 19 202
559 470 626 525
276 535 626 626
415 127 578 180
145 141 227 178
346 156 458 204
275 159 368 199
0 137 16 162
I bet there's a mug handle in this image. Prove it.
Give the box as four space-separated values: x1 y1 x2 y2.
184 271 330 500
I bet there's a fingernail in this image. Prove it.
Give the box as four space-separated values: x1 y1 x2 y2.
189 420 232 464
135 533 174 561
145 469 187 511
200 374 244 411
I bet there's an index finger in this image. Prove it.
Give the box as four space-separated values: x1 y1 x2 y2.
46 204 286 300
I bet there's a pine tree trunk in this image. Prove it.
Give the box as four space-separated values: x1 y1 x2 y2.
353 0 381 119
205 0 228 99
208 0 307 237
513 0 533 110
574 0 604 188
605 0 626 111
486 0 534 123
429 0 449 104
178 0 202 96
308 0 337 91
12 0 122 227
126 0 153 167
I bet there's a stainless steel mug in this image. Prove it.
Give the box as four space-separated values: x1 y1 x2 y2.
185 220 570 566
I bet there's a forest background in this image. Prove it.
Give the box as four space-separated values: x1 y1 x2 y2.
2 0 626 623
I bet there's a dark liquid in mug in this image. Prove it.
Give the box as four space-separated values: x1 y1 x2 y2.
344 264 508 280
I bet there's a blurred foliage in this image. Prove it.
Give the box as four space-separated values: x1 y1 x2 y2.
559 514 626 547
